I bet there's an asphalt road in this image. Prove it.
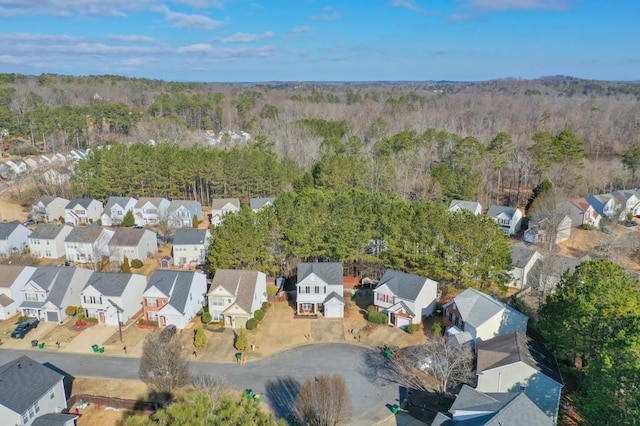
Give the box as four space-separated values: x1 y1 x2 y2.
0 343 400 425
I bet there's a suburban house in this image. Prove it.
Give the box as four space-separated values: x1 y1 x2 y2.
442 288 528 345
476 332 563 422
64 198 103 225
134 197 170 226
295 262 345 318
100 196 137 226
28 224 73 259
586 193 619 219
448 199 482 216
80 272 146 326
64 226 114 265
172 228 211 266
561 198 601 228
537 254 589 295
31 196 69 223
0 265 36 320
19 266 94 323
0 222 32 257
612 189 640 218
142 270 207 328
207 269 267 328
431 385 552 426
6 160 28 175
211 198 241 226
373 269 438 327
486 205 523 237
249 197 276 212
523 212 572 247
23 157 38 172
167 200 203 228
108 228 158 266
0 355 72 426
509 242 542 290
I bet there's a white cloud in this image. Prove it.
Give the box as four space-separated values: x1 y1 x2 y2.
292 25 311 33
173 0 224 9
220 31 274 43
311 6 342 21
155 5 226 29
179 44 276 58
464 0 570 11
121 58 145 66
0 55 24 64
178 43 214 53
106 34 157 43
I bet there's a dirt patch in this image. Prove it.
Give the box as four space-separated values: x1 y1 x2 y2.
0 189 29 221
39 317 83 344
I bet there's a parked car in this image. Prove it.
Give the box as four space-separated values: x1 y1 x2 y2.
623 220 638 227
22 218 36 226
10 318 39 339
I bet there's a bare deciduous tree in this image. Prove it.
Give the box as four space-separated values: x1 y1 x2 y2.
392 337 474 395
294 374 352 426
139 331 190 398
191 374 229 406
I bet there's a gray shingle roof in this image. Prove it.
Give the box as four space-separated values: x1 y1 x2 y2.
323 291 345 305
169 200 201 212
210 269 261 314
135 197 167 209
65 198 95 209
211 198 240 210
0 355 64 415
83 272 136 297
375 269 435 302
103 196 134 214
108 228 148 247
145 270 197 314
173 229 208 245
32 413 79 426
29 224 69 240
511 242 537 269
65 225 104 243
36 195 56 206
0 221 22 239
449 199 481 214
487 205 518 219
0 293 14 307
26 266 92 309
448 288 528 330
476 332 563 385
297 262 343 285
0 265 28 288
249 197 275 210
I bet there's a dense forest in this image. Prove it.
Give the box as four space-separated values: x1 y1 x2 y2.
2 73 640 207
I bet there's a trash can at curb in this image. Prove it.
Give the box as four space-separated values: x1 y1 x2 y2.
31 340 38 347
91 344 99 352
98 346 105 353
391 405 399 414
38 342 45 349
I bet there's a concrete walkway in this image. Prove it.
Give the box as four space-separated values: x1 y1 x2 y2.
63 324 117 354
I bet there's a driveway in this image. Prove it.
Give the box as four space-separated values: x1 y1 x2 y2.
0 343 403 426
63 324 118 354
0 321 57 350
310 318 345 342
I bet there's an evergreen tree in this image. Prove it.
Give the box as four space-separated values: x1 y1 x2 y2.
194 326 207 349
234 328 248 351
121 209 136 227
121 256 131 273
192 215 199 228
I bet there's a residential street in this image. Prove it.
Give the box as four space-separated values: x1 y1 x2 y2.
0 343 400 426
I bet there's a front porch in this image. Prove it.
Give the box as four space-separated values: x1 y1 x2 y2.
296 302 321 316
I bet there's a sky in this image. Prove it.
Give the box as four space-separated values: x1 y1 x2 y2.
0 0 638 82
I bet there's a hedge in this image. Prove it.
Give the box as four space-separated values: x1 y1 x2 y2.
366 305 388 324
202 312 212 324
254 309 264 322
406 324 420 334
246 318 258 330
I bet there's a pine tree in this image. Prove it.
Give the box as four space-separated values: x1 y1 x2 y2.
194 326 207 349
192 215 199 228
122 209 136 227
121 256 131 273
234 328 248 351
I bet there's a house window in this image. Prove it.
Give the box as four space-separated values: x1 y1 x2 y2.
22 413 29 424
50 391 55 399
45 250 51 257
148 312 158 321
146 298 157 307
213 313 224 321
210 298 224 307
25 292 38 302
34 401 40 414
305 286 310 294
314 286 320 294
28 406 35 419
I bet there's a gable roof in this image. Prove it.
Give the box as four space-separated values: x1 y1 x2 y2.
145 270 197 314
36 195 59 207
65 198 96 209
0 221 23 239
0 355 64 415
447 288 528 330
0 265 28 288
168 200 200 211
83 272 136 297
211 198 240 210
477 332 563 385
297 262 343 286
108 228 149 247
104 196 135 212
65 225 105 243
323 291 345 305
249 197 275 210
511 242 538 269
29 224 69 240
487 205 518 220
375 269 435 301
209 269 261 314
173 229 208 245
32 413 79 426
449 199 481 214
135 197 167 209
28 267 92 308
0 293 14 307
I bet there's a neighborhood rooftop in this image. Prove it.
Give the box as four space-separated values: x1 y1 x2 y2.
109 228 149 246
65 226 105 243
449 288 528 329
65 198 95 209
29 224 68 240
376 269 436 302
84 272 136 297
145 270 196 313
211 269 261 314
297 262 343 285
0 221 22 239
173 229 208 245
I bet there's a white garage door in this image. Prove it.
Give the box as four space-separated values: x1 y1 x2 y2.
397 316 411 328
324 304 343 318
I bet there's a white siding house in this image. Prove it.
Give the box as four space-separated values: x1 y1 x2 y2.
64 198 103 225
100 196 137 226
167 200 203 228
142 271 207 329
0 265 36 320
80 272 146 326
487 205 523 237
28 224 72 259
295 262 345 318
32 196 69 223
172 229 210 266
211 198 240 226
207 269 267 328
64 226 114 265
108 228 158 266
0 222 32 258
134 197 170 226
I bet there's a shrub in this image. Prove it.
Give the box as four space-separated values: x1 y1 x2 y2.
85 317 99 323
194 326 207 349
580 223 592 230
432 321 443 336
18 315 30 323
65 306 78 316
131 259 144 268
139 318 159 327
77 312 86 320
235 328 249 351
246 318 258 330
366 305 388 324
254 309 264 321
121 256 131 273
261 301 270 312
202 312 212 324
96 218 102 226
406 324 420 334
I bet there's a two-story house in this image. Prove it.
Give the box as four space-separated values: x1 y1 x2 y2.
211 198 240 226
586 193 619 219
0 356 72 426
295 262 345 318
31 196 69 223
207 269 267 328
612 189 640 219
167 200 203 228
64 198 103 225
172 229 211 266
134 197 170 226
100 196 137 226
509 242 543 290
487 205 523 237
442 288 528 346
107 228 158 267
562 198 601 228
19 266 93 323
28 224 73 259
80 272 146 326
449 199 482 216
64 226 114 265
142 270 207 329
249 197 276 213
373 269 439 327
0 265 36 320
0 222 32 257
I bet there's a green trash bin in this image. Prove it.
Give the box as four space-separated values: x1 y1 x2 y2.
38 342 44 349
246 390 254 398
91 344 99 352
253 394 261 403
391 404 399 414
98 346 105 353
384 348 393 359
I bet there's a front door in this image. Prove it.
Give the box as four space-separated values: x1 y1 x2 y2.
99 311 105 323
159 316 166 326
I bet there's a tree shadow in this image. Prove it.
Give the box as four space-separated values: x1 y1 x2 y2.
115 390 173 425
358 349 398 387
265 376 301 420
